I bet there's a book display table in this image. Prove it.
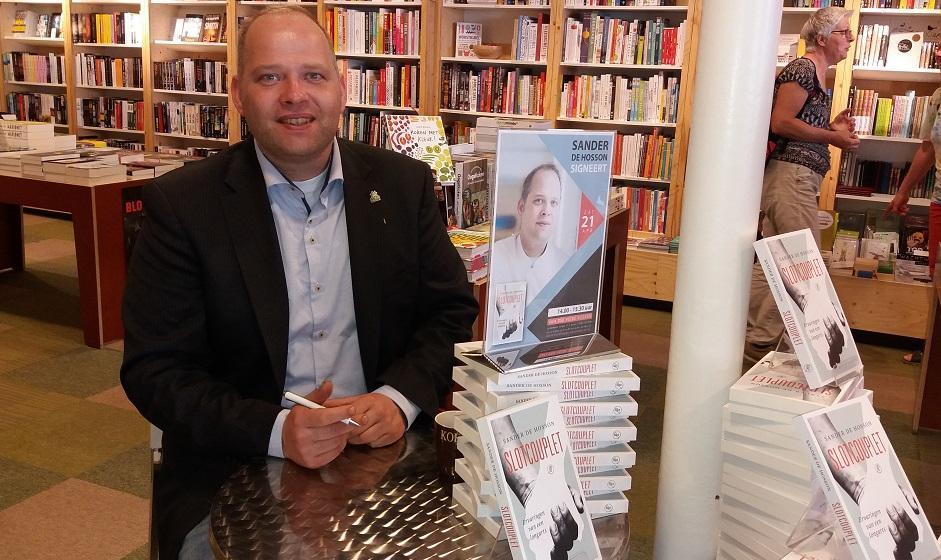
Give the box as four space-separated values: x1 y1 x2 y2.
208 429 630 559
0 171 146 348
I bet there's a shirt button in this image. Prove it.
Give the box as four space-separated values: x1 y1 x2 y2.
314 284 323 293
317 330 327 338
309 237 316 244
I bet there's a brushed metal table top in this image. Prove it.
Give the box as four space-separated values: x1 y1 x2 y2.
210 431 630 559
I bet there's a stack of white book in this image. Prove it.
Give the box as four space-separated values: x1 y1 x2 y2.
0 120 77 173
449 339 639 537
718 352 862 560
473 117 551 154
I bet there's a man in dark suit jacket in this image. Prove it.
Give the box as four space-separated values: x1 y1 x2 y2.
120 7 478 558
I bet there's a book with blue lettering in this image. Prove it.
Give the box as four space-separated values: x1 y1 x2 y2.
753 228 862 389
484 129 614 363
476 395 601 560
793 396 941 560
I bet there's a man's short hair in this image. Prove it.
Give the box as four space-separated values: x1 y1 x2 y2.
520 164 562 202
237 6 335 73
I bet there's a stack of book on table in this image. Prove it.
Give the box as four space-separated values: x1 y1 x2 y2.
0 120 75 152
449 339 638 537
718 352 863 560
448 228 490 283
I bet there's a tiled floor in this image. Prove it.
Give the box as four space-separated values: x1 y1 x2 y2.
0 213 938 559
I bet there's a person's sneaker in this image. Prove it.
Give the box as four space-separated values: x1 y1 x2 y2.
903 351 923 365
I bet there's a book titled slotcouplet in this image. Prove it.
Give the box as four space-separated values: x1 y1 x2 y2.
476 395 601 560
793 396 941 560
754 228 862 389
485 130 614 359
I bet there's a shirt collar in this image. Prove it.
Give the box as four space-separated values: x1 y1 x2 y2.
253 138 345 202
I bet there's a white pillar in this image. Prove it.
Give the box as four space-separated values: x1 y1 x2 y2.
654 2 783 558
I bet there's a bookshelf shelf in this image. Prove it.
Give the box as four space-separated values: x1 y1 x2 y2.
852 66 939 83
835 193 930 207
439 108 546 119
153 88 228 98
4 80 65 88
346 102 418 111
325 0 420 5
612 175 670 185
859 8 941 16
2 35 64 46
857 134 923 145
560 62 681 71
441 56 547 67
557 116 677 129
442 3 550 10
73 42 142 48
78 126 145 135
335 52 420 60
0 0 61 3
53 123 68 129
152 40 228 52
72 0 142 4
154 132 229 142
76 84 144 92
781 7 815 14
563 4 686 12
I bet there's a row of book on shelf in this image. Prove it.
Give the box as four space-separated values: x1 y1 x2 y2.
859 0 937 7
853 25 939 70
325 7 420 56
837 153 936 199
2 52 64 85
612 128 673 180
559 72 679 123
170 14 226 43
440 63 547 117
154 102 228 139
154 58 228 94
76 54 144 89
338 60 418 109
455 18 549 63
70 13 142 46
562 15 686 66
790 0 846 5
10 10 62 39
848 87 933 138
6 92 67 125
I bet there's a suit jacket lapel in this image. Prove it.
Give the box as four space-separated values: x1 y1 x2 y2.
339 140 382 380
221 142 289 387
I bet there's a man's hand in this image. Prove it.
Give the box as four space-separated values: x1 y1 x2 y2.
325 393 405 447
830 128 860 151
282 381 356 469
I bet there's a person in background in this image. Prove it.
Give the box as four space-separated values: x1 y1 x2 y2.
120 7 478 559
885 47 941 364
745 6 860 365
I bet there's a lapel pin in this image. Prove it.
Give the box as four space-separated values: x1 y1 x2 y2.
369 190 381 203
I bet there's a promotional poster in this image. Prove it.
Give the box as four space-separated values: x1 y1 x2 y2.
484 130 614 359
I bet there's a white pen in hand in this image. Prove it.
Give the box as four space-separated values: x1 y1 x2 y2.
284 391 361 427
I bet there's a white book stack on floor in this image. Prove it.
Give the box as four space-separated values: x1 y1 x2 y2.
718 351 865 560
449 340 639 538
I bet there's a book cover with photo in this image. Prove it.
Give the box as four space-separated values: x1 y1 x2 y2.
382 115 455 185
793 396 941 560
455 156 490 229
484 130 614 356
754 228 862 388
476 395 601 560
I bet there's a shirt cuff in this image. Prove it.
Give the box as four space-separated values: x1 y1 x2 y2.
373 385 420 428
267 408 290 458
